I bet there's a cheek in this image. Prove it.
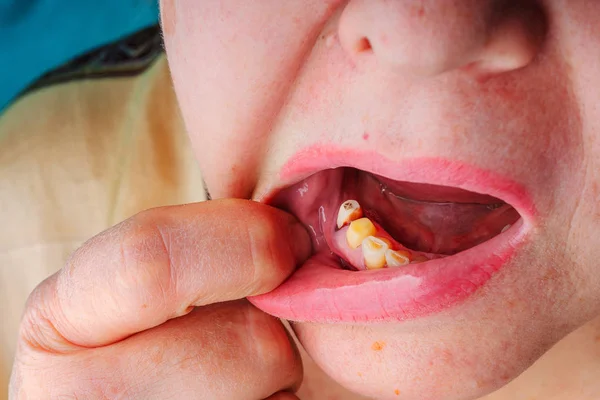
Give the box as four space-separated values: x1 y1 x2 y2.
160 0 176 36
162 1 342 197
550 2 600 296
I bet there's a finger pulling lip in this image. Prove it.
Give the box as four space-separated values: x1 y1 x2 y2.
249 145 536 323
250 219 527 323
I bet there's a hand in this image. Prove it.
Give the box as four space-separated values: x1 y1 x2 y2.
9 199 311 400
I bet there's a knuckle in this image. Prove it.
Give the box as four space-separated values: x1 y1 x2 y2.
19 277 76 353
115 210 176 310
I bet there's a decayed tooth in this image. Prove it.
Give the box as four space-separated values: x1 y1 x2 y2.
346 218 377 249
378 237 392 247
337 200 363 229
385 249 411 267
362 236 389 270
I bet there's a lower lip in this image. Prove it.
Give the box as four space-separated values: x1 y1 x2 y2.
249 218 528 323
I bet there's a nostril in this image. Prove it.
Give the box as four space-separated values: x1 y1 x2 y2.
355 37 372 53
337 0 547 79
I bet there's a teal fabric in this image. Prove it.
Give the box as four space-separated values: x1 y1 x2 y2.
0 0 160 112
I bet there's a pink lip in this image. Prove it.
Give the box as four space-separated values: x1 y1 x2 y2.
249 144 535 323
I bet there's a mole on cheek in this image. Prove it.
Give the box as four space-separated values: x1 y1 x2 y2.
380 33 389 45
411 4 425 18
371 341 386 351
160 0 176 36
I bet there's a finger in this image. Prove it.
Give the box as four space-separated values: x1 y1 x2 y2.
19 199 311 351
13 301 303 400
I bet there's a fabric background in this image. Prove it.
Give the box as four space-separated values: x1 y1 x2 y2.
0 0 159 112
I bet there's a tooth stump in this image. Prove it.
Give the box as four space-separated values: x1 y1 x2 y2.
346 218 377 249
378 237 392 248
385 249 411 267
362 236 389 269
337 200 363 229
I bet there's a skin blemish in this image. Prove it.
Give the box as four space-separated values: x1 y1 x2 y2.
141 304 148 309
356 37 372 52
149 346 164 364
362 133 370 141
325 33 336 48
394 389 401 396
357 372 363 377
380 33 389 45
371 341 386 351
411 4 426 18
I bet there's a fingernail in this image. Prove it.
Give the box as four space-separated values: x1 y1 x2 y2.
288 220 313 263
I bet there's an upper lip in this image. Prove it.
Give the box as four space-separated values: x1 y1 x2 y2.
255 143 537 225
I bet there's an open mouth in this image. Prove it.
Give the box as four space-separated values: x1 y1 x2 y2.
249 159 532 323
274 168 520 269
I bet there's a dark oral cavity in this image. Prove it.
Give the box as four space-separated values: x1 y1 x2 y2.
270 168 521 271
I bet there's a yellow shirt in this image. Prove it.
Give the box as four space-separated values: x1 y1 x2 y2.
0 55 207 396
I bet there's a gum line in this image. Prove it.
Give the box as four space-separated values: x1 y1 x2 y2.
329 210 442 271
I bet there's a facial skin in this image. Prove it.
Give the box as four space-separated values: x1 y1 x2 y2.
161 1 600 399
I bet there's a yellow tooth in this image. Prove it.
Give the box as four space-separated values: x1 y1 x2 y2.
379 237 392 248
346 218 377 249
337 200 363 229
385 249 411 267
501 224 511 233
362 236 389 270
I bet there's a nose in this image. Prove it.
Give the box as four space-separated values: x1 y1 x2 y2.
338 0 547 78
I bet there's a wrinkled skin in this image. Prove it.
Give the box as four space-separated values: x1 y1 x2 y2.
162 1 600 399
9 200 311 399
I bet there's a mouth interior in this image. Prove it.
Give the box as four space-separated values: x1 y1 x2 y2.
271 168 521 270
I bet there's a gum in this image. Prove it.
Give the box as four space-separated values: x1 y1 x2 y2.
330 219 441 271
